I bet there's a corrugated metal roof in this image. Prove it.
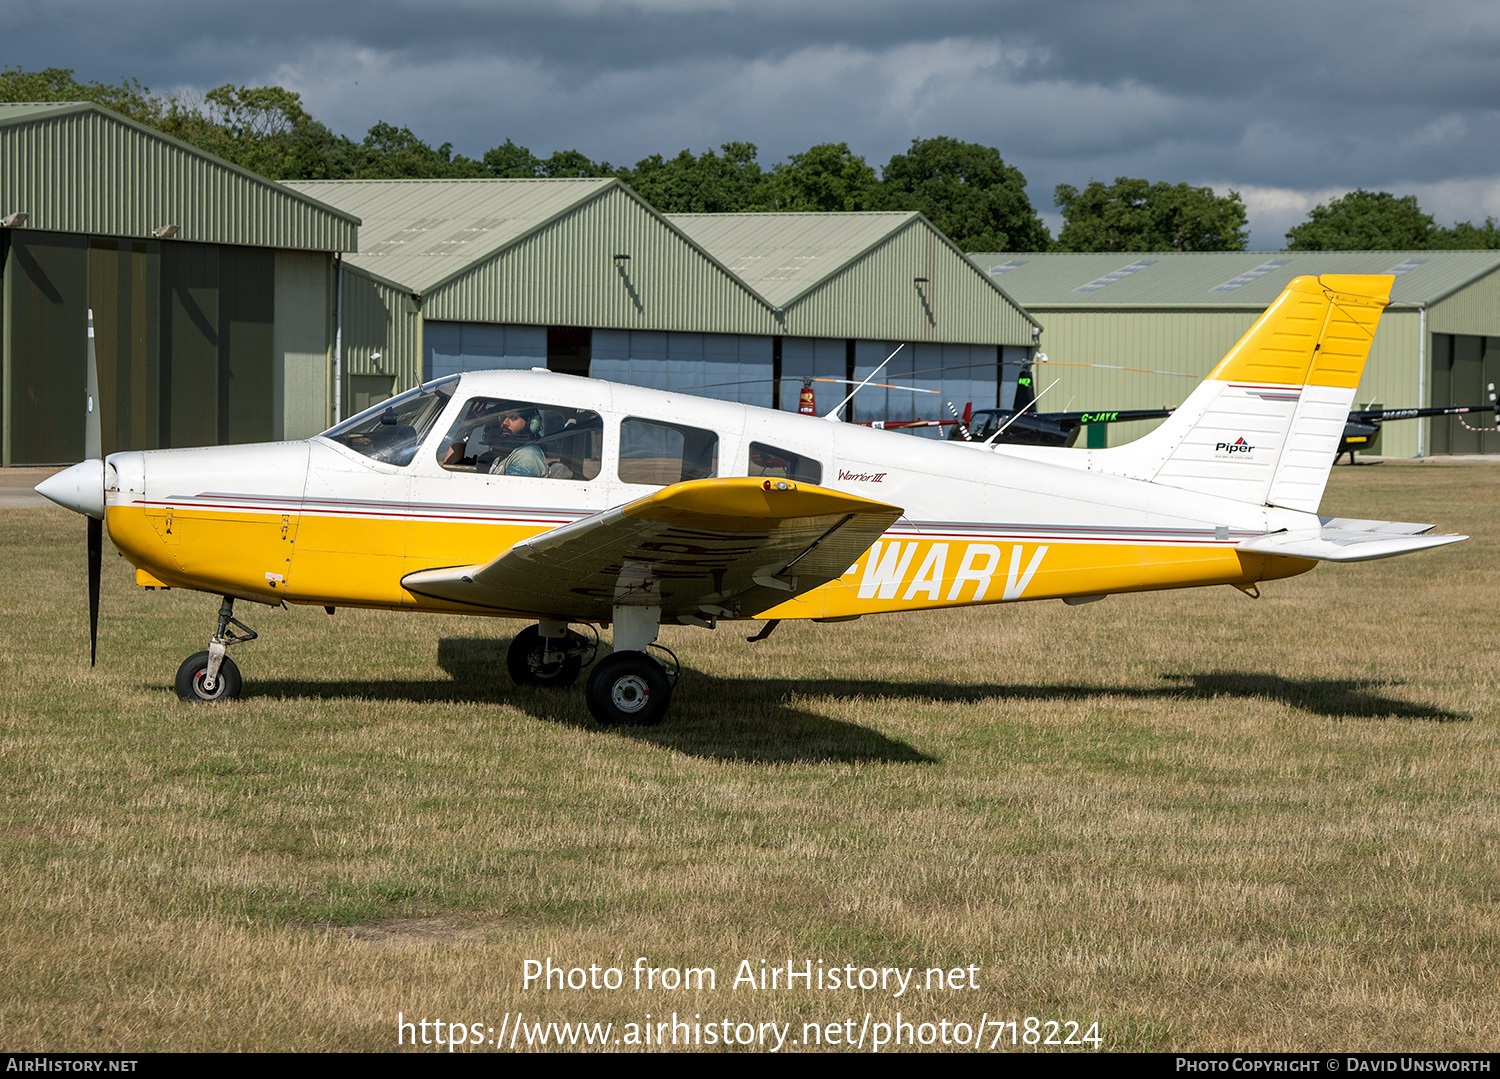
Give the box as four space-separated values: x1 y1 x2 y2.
0 102 359 251
965 250 1500 307
668 212 919 307
286 178 618 292
0 102 79 123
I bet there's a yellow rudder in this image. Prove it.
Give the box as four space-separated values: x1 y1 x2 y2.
1206 274 1392 388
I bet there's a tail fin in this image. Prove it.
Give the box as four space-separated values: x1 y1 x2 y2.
1012 363 1036 412
1092 274 1392 511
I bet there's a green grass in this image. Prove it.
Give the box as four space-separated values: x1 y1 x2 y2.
0 460 1496 1052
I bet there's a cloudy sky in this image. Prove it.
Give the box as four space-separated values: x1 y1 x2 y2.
11 0 1500 248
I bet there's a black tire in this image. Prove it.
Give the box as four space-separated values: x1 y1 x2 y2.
585 651 672 727
506 626 584 689
175 651 242 703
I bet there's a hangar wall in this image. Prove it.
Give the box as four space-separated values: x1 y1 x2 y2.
773 220 1035 346
424 185 772 334
1427 265 1500 337
338 265 422 419
274 251 334 439
0 103 357 253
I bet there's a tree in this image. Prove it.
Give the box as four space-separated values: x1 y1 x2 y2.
1285 190 1434 250
537 149 616 178
1430 217 1500 250
765 142 879 212
1054 177 1249 252
0 65 164 125
876 136 1049 251
155 84 353 180
483 138 543 177
624 142 769 213
349 122 485 179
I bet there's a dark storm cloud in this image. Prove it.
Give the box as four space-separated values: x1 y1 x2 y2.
8 0 1500 247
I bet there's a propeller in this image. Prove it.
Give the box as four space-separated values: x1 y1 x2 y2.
85 309 101 665
34 310 106 665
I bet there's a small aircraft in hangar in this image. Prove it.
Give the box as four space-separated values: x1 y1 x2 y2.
38 274 1466 727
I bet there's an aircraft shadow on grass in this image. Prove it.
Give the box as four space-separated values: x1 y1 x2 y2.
228 636 1465 765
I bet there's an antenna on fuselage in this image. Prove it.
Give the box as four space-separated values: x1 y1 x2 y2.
824 344 906 422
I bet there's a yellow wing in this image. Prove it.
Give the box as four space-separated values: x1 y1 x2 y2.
400 477 903 621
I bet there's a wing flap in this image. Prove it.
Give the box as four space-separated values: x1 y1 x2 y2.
1237 525 1466 562
402 478 902 619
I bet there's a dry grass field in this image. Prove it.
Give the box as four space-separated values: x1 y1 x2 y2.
1 460 1496 1053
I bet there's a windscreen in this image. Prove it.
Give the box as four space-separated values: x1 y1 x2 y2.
322 377 458 466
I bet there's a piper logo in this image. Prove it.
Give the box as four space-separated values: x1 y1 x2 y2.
1214 437 1254 455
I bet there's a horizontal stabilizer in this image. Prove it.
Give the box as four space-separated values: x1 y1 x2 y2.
1237 523 1466 562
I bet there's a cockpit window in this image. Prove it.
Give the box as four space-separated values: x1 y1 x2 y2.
323 377 457 466
964 412 1003 441
438 398 602 480
748 442 822 485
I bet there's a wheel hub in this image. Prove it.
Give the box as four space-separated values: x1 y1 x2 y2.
610 674 650 713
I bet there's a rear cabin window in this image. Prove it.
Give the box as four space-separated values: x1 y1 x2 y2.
437 398 602 480
748 442 822 485
618 417 719 486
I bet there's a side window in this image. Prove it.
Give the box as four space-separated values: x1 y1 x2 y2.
437 398 602 480
619 417 719 486
748 442 822 485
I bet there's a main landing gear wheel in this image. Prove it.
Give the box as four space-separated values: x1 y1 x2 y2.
175 651 242 702
585 651 671 727
506 626 585 689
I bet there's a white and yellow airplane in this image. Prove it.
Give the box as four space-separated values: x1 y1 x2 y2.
37 274 1465 726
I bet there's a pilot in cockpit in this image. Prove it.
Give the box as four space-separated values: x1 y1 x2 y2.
485 409 548 477
442 405 549 477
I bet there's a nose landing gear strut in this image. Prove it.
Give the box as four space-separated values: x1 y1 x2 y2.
175 597 258 703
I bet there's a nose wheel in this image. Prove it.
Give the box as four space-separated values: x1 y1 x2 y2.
175 652 242 702
175 596 255 703
585 652 671 727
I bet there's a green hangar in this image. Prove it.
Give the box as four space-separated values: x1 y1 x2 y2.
966 251 1500 456
2 102 1038 467
0 102 358 465
286 178 1038 427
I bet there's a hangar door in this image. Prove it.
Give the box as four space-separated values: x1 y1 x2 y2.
1429 334 1498 455
3 230 276 465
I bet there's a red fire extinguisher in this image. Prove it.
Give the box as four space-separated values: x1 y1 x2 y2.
798 380 816 415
